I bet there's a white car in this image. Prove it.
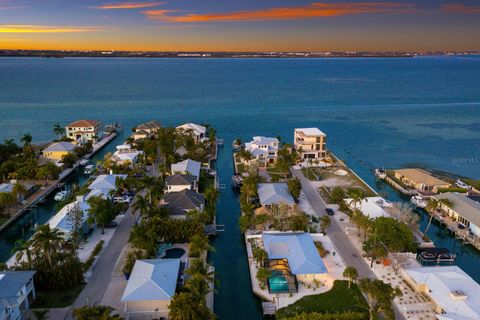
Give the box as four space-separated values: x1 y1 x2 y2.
113 195 132 203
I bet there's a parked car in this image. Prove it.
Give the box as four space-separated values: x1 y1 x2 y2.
325 208 335 216
113 195 132 203
105 221 118 228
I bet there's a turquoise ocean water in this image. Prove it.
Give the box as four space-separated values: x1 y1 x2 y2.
0 57 479 319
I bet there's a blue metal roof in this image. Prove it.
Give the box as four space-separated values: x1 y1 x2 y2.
262 232 328 275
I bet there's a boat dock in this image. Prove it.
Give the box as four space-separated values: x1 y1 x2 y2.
384 175 417 195
0 133 117 232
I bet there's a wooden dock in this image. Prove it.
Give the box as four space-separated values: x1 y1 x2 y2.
384 176 417 195
0 133 117 232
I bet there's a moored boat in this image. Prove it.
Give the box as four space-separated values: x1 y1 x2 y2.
374 168 387 179
411 194 427 208
54 190 69 201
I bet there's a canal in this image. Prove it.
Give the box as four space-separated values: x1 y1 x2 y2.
0 133 125 263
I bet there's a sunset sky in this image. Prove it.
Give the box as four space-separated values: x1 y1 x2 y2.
0 0 479 51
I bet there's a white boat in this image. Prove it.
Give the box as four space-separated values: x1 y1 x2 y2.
79 159 89 166
54 190 69 201
455 179 470 189
84 164 95 174
374 168 387 179
411 195 427 208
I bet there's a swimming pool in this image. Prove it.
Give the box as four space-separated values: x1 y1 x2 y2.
163 248 186 259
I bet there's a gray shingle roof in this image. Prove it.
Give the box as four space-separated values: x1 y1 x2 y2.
165 174 196 186
0 271 35 298
161 189 205 216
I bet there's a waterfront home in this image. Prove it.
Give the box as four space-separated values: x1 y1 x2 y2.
257 183 296 213
122 259 180 319
48 196 90 237
132 121 161 141
262 232 328 293
344 196 392 219
65 119 102 145
112 144 143 165
171 159 201 181
164 174 197 193
244 136 279 166
434 192 480 237
294 128 327 160
0 271 36 320
393 168 451 194
403 266 480 320
42 141 75 161
85 174 128 200
0 181 36 203
176 123 206 143
160 189 205 219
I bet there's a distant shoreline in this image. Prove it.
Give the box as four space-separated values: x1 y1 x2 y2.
0 51 478 59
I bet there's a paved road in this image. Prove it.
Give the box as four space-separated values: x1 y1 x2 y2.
71 208 135 311
291 168 375 279
291 167 406 320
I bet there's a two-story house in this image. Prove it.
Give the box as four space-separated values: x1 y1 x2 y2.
65 120 102 145
244 136 279 166
0 271 36 320
294 128 327 160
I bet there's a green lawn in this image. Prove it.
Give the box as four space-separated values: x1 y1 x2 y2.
275 281 369 320
31 286 84 308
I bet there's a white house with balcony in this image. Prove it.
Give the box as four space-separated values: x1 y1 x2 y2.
0 271 36 320
176 123 206 143
112 144 143 166
244 136 279 166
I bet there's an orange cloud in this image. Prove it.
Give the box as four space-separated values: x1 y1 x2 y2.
442 4 480 14
94 2 163 9
0 25 105 33
143 2 416 22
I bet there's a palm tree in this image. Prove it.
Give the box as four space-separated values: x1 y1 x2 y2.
12 183 28 202
30 224 64 266
20 133 32 147
343 266 358 289
189 234 214 258
423 198 453 237
0 192 17 215
348 188 366 209
204 185 219 209
53 122 66 139
12 239 33 268
132 194 150 217
186 259 215 286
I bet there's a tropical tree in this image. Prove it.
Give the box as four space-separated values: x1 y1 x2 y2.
391 202 419 228
0 191 17 215
319 215 331 234
186 259 215 287
132 194 150 217
347 188 366 209
12 239 33 268
73 305 122 320
53 122 66 139
359 278 402 320
330 186 345 203
66 202 85 252
169 291 215 320
256 267 270 289
189 234 214 258
30 224 65 266
423 198 453 237
204 185 220 210
12 183 28 201
287 178 302 201
20 133 32 147
252 247 268 267
87 196 117 234
343 266 358 289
